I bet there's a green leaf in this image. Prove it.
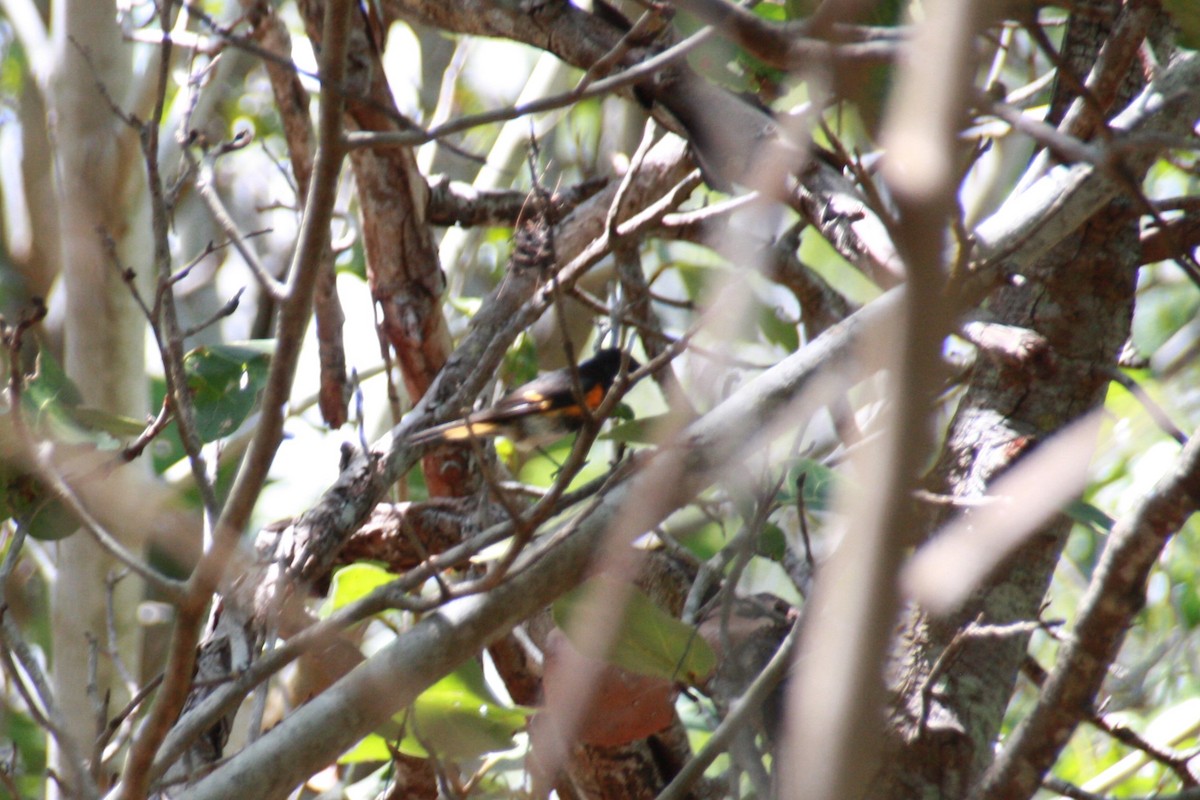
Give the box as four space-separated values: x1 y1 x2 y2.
783 458 838 512
3 708 47 797
758 304 800 352
321 562 394 618
148 377 186 474
25 350 82 409
757 521 787 561
784 0 820 17
23 498 78 541
1176 580 1200 629
4 471 77 541
673 259 729 300
516 438 608 490
22 351 86 441
553 581 716 685
184 341 273 442
18 353 145 450
338 240 368 279
396 659 531 759
753 3 788 21
447 295 482 317
339 733 392 764
502 337 540 387
1065 500 1114 534
68 407 147 438
604 411 690 445
675 519 728 560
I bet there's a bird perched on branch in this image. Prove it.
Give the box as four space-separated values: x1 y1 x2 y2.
409 348 639 451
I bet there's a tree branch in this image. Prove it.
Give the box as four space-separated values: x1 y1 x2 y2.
175 285 904 800
971 427 1200 799
109 1 354 796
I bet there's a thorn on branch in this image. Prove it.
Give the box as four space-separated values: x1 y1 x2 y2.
179 286 245 341
123 399 176 463
215 127 254 158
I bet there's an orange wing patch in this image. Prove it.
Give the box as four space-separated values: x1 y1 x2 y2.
440 421 503 440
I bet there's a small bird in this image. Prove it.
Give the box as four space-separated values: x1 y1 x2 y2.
409 348 639 451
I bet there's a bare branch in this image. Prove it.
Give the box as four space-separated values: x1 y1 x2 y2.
667 0 904 70
426 175 607 228
973 425 1200 799
342 25 716 150
658 620 802 800
111 1 355 795
172 285 904 800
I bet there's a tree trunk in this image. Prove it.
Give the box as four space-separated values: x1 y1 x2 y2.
46 1 150 792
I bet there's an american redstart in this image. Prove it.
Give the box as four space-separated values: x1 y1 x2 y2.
409 348 640 451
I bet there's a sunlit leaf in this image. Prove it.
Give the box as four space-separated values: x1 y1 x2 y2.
753 3 787 21
553 581 716 685
759 304 800 352
321 562 394 618
517 438 608 490
396 659 531 759
675 519 728 560
448 295 482 317
339 733 392 764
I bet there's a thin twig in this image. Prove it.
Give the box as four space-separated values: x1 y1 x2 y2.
1105 366 1188 445
93 673 164 770
1 303 184 601
0 608 99 800
147 463 626 778
113 0 354 795
1022 657 1197 787
573 5 666 94
344 27 716 150
28 449 185 601
657 619 802 800
179 287 246 341
135 5 223 526
122 399 176 462
1043 776 1200 800
190 146 288 300
973 422 1200 799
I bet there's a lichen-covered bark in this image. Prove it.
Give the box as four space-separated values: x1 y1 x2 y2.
877 205 1140 798
871 3 1161 795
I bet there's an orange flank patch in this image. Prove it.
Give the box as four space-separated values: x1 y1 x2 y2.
584 384 605 411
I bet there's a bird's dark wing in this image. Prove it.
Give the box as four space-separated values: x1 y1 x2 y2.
408 362 608 446
481 370 579 419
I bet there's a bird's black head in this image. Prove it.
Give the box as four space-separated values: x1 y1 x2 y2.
581 348 640 388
